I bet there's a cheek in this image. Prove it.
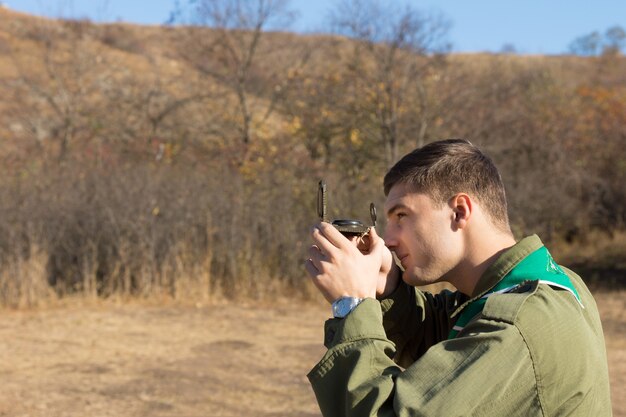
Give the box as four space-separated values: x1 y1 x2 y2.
429 224 463 271
408 233 437 265
415 219 453 264
418 238 442 265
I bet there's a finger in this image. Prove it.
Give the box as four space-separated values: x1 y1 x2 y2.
309 244 323 258
309 245 330 274
312 225 342 257
304 263 335 303
368 227 384 247
367 227 385 255
308 246 326 269
304 258 320 278
317 222 352 250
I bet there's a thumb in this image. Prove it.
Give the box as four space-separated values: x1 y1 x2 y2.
367 227 384 253
368 227 393 266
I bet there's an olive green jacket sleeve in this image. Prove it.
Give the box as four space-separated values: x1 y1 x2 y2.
308 294 543 417
379 281 466 368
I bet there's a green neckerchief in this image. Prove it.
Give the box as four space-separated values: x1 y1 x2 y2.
448 245 582 340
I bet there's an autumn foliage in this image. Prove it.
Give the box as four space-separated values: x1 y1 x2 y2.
0 7 624 306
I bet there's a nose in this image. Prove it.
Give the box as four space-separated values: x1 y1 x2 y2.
383 227 397 250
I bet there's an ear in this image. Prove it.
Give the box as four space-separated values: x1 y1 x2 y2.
450 193 472 230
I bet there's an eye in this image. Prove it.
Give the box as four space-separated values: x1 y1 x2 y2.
396 212 406 220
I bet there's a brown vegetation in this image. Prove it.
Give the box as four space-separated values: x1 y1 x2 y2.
0 291 623 416
0 6 625 306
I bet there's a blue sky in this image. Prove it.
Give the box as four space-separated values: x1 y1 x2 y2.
5 0 625 54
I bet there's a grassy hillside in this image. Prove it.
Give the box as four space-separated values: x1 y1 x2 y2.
0 8 624 305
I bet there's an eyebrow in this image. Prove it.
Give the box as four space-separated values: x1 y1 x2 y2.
385 203 410 218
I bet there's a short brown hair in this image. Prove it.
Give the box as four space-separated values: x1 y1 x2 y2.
384 139 510 231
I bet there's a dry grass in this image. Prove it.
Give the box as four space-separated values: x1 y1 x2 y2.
596 290 626 416
0 298 327 417
552 230 626 269
0 290 623 417
551 231 626 289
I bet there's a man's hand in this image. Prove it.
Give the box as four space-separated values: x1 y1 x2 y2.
305 223 398 303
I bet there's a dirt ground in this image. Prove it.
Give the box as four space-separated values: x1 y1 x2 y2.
0 291 623 417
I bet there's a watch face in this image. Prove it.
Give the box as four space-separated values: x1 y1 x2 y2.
333 297 362 318
337 298 352 317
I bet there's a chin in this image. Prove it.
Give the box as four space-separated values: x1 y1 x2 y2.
402 269 432 287
402 267 442 287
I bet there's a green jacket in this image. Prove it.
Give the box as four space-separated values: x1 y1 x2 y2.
307 235 612 416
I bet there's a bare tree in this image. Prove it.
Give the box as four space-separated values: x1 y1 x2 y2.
172 0 308 163
568 25 626 56
7 18 104 162
604 25 626 55
329 0 451 167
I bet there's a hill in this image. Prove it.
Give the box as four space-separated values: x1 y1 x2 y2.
0 8 624 304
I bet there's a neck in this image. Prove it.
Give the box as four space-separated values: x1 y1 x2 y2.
447 229 516 296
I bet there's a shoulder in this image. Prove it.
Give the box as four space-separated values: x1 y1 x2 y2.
482 274 592 326
481 280 539 324
486 270 611 415
482 273 606 369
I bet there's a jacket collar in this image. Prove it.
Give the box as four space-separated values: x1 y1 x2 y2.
451 234 544 318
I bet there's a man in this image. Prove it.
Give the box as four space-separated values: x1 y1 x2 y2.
305 139 612 416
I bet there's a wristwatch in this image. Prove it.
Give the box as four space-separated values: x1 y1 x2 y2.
332 296 364 318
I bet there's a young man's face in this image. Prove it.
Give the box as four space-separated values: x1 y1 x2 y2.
383 182 462 286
